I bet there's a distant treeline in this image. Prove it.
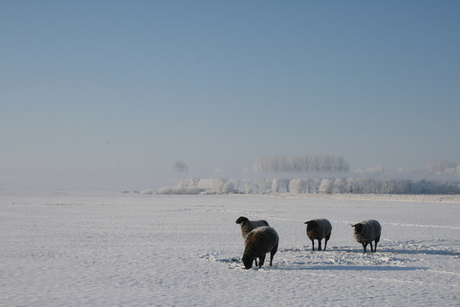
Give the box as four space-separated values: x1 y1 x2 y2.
156 177 460 195
253 154 350 173
427 159 460 175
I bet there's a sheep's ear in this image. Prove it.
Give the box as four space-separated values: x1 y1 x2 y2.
351 224 357 227
305 220 312 224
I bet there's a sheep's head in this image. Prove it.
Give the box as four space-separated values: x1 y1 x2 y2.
305 220 317 231
242 256 253 269
236 216 248 224
352 223 363 233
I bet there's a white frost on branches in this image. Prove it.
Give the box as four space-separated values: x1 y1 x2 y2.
427 159 460 175
156 177 460 195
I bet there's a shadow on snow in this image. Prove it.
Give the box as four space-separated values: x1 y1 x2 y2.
276 265 428 271
281 246 460 257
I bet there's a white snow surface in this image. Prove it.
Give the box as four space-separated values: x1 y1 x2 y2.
1 191 459 306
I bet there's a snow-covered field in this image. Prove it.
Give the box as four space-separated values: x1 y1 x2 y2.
1 191 459 306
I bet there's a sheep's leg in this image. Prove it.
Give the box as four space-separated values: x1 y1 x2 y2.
254 258 258 267
324 233 331 251
362 242 368 253
318 239 322 251
259 254 266 268
311 239 315 251
369 241 374 252
374 235 381 252
269 243 278 266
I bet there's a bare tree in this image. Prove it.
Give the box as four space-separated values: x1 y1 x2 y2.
270 155 281 172
279 155 292 172
253 153 350 173
172 161 188 173
292 155 305 172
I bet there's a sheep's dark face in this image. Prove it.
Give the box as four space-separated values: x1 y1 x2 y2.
236 217 248 224
305 220 317 231
242 256 253 269
352 223 363 233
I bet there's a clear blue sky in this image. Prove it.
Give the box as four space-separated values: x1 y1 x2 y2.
1 1 459 190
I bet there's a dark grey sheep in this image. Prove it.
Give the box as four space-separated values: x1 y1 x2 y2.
236 216 270 267
352 219 382 253
304 218 332 251
242 226 279 269
235 216 269 238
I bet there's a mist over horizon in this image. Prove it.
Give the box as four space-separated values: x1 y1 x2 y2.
1 1 459 191
2 155 459 192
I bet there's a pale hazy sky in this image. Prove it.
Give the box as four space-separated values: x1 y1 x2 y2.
1 1 459 190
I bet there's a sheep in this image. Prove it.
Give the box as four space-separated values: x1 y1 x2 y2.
235 216 269 238
352 219 382 253
235 216 270 267
242 226 279 269
304 218 332 251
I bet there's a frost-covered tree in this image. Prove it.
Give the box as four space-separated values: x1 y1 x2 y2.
197 178 226 194
303 179 313 193
289 178 306 194
292 155 305 172
176 178 198 189
427 159 460 175
319 179 333 194
370 163 385 174
243 179 253 194
262 178 273 193
253 156 269 172
159 176 460 195
270 155 281 173
302 154 311 172
397 167 416 174
271 179 280 193
270 178 290 192
279 155 292 172
254 153 350 173
281 179 291 192
333 155 350 172
223 179 240 193
311 155 321 172
333 178 345 193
